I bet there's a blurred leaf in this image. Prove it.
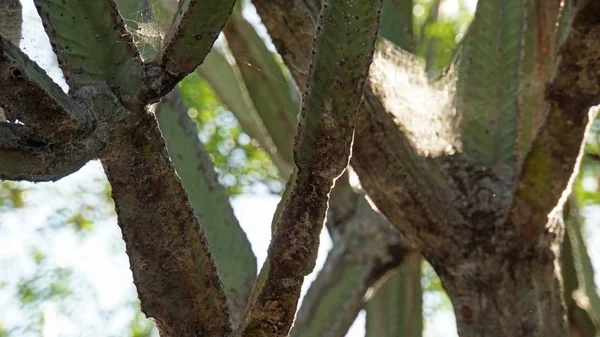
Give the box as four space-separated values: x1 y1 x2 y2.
17 267 73 308
0 182 25 208
178 72 281 194
66 213 94 233
198 49 293 177
128 309 155 337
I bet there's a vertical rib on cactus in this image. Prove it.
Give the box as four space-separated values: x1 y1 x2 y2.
564 200 600 328
34 0 142 96
222 12 299 169
159 0 235 77
510 0 600 243
236 1 383 336
366 252 422 337
455 0 525 164
562 199 600 336
155 89 257 326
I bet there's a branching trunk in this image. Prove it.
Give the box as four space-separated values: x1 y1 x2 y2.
101 110 231 337
248 1 600 337
430 226 566 337
292 175 410 337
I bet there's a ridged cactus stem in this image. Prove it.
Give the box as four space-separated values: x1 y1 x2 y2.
235 1 383 336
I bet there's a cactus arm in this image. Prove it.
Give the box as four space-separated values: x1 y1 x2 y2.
249 0 317 93
0 36 95 142
0 122 102 181
33 0 142 96
380 0 414 51
100 108 232 337
159 0 235 77
509 1 600 243
236 1 383 336
222 13 299 167
155 89 257 326
366 252 422 337
292 176 409 337
0 36 102 181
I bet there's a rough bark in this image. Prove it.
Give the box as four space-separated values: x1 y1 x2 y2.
155 89 257 326
248 0 600 336
291 175 410 337
0 37 96 142
236 1 383 336
510 0 600 244
101 108 231 337
249 2 440 246
0 0 21 45
0 36 104 181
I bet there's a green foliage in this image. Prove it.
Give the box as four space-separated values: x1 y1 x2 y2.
0 182 25 208
178 72 281 194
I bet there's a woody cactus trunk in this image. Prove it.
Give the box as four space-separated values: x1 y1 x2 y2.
2 0 600 336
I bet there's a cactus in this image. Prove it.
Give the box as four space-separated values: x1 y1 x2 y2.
3 0 600 336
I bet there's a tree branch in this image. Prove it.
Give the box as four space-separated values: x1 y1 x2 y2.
34 0 142 98
155 89 257 326
249 0 318 93
100 109 231 337
139 0 238 104
0 36 95 142
235 1 383 335
249 0 456 250
159 0 235 77
291 175 410 337
0 122 101 181
509 0 600 243
351 45 463 249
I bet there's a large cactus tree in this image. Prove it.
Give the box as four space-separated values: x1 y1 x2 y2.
2 0 600 337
